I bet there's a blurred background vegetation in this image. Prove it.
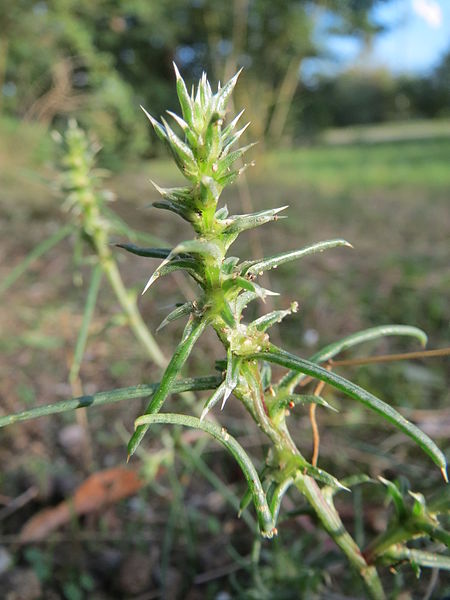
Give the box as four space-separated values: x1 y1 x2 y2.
1 0 449 161
0 1 449 598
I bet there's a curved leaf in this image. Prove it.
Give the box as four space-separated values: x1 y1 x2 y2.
255 345 447 477
157 302 194 332
222 206 287 235
242 239 352 277
269 477 295 523
311 325 427 363
0 376 222 429
279 325 428 392
173 63 194 126
200 381 227 421
116 244 171 259
128 318 209 458
134 412 275 537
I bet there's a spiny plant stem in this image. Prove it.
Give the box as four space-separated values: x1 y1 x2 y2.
57 121 166 369
2 67 446 597
298 476 385 600
117 65 447 596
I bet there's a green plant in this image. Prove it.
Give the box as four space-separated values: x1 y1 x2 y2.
120 66 447 598
1 66 448 598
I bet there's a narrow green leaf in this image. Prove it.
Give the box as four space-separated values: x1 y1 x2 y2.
222 206 288 234
222 348 241 408
251 302 298 333
116 244 171 259
323 474 375 500
152 201 189 220
221 122 251 157
223 276 255 294
150 181 194 206
379 477 407 520
269 478 294 523
142 239 217 293
221 256 239 274
151 257 203 285
301 464 350 491
128 318 208 458
260 362 272 391
200 175 222 202
220 299 236 327
69 264 102 385
256 345 447 476
0 376 222 429
156 302 193 332
383 546 450 570
200 381 226 421
141 106 166 141
173 62 194 126
172 239 222 260
233 291 260 317
276 394 337 413
222 108 245 140
215 68 243 115
166 110 189 132
133 412 275 537
215 206 229 220
217 142 257 174
242 239 352 277
0 224 73 297
279 324 428 392
311 325 428 364
220 122 250 158
161 116 197 172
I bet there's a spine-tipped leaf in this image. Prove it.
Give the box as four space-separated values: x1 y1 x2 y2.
173 62 194 126
128 317 208 458
215 68 243 115
279 324 428 392
157 302 194 332
141 106 166 141
116 244 171 259
222 348 241 409
242 239 352 277
134 412 275 537
250 302 298 333
222 206 288 234
257 345 447 477
200 381 227 421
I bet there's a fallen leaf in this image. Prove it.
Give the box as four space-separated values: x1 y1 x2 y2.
20 466 143 542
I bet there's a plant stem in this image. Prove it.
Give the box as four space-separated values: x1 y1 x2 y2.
69 264 103 385
100 255 166 368
0 376 222 429
297 476 386 599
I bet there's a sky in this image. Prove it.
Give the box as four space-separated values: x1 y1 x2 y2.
371 0 450 73
305 0 450 79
